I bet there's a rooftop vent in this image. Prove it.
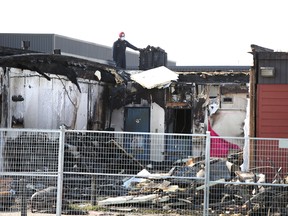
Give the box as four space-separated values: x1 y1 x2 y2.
21 40 30 50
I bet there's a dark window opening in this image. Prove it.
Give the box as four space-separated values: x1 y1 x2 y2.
223 97 233 103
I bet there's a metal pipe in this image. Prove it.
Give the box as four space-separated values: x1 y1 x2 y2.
20 178 27 216
203 131 211 216
56 125 65 216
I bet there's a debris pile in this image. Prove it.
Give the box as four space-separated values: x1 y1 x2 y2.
96 153 288 215
0 178 15 210
2 133 288 215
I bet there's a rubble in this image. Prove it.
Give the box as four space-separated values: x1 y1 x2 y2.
95 152 288 215
0 178 15 210
2 132 288 215
30 186 58 213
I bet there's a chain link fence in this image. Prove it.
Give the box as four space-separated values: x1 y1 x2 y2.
1 128 288 216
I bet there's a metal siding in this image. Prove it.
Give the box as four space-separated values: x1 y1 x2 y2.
257 84 288 138
0 33 174 67
0 33 54 53
126 51 140 67
54 35 113 60
257 52 288 84
256 84 288 182
54 35 140 66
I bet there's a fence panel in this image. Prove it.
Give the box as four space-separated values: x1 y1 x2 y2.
62 130 206 215
1 128 288 216
0 129 60 215
206 136 288 215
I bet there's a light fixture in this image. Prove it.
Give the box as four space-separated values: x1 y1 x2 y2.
260 67 275 77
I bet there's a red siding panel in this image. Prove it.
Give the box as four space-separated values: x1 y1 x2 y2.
256 84 288 181
257 84 288 138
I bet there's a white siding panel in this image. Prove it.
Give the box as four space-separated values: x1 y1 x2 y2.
150 102 165 162
7 67 108 130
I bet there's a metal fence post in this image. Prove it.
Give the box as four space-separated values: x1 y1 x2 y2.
56 125 66 216
20 178 27 216
91 175 97 205
203 131 211 216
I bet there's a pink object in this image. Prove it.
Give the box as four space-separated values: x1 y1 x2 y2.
208 121 240 157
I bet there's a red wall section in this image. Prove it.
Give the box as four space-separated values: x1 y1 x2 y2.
256 84 288 182
257 84 288 138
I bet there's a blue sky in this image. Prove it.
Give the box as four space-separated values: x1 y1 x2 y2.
2 0 288 66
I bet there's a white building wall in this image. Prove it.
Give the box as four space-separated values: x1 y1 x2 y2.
8 68 104 130
150 102 164 133
110 108 124 131
221 93 247 110
150 102 165 162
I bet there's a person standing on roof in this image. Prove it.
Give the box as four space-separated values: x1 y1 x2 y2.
113 32 141 69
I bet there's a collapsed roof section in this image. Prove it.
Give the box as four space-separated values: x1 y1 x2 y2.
170 66 250 84
0 46 124 92
127 65 251 85
0 46 251 94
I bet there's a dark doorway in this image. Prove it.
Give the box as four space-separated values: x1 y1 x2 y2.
165 108 192 162
167 108 192 134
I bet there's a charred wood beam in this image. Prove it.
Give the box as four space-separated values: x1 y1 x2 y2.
169 65 250 72
177 73 249 84
0 53 122 92
0 46 39 56
108 139 145 170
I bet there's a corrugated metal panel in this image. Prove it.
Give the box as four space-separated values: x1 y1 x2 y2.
54 34 113 61
257 84 288 137
0 33 175 67
126 51 140 67
0 33 54 53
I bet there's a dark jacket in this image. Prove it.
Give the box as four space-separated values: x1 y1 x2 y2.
113 39 139 69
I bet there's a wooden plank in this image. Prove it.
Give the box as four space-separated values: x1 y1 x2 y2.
98 194 159 206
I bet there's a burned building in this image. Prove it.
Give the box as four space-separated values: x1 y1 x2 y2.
108 66 250 163
0 34 251 165
0 45 121 130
